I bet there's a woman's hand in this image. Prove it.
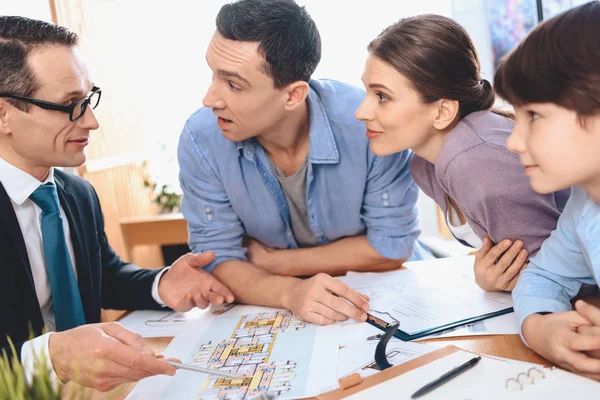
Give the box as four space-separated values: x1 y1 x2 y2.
473 236 528 292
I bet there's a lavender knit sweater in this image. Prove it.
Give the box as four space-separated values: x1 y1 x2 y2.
410 111 570 256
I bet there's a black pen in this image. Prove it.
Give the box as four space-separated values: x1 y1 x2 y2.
410 356 481 399
366 333 383 341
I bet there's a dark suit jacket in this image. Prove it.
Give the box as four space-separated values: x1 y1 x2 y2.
0 169 165 361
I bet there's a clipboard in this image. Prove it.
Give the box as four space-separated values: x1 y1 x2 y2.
366 307 514 341
317 345 463 400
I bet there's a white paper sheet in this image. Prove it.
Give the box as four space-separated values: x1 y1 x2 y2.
127 305 339 399
338 256 513 336
118 309 206 338
338 339 438 378
336 320 383 347
118 303 237 338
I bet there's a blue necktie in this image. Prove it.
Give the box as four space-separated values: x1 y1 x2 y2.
29 183 85 331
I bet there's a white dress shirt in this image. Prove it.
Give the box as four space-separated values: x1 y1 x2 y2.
0 157 167 381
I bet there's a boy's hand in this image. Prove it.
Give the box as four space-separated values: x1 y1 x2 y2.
523 311 600 380
576 300 600 359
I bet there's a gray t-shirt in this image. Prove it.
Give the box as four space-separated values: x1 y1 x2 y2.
268 157 320 247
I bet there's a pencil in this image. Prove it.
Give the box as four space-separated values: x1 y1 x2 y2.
166 361 244 378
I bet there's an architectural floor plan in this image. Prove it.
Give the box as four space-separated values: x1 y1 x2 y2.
192 311 304 399
128 305 340 400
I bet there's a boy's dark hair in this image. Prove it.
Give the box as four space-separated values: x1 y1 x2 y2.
494 1 600 120
216 0 321 89
0 16 78 111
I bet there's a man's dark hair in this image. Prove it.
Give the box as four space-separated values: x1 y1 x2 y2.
216 0 321 89
0 16 78 111
494 1 600 122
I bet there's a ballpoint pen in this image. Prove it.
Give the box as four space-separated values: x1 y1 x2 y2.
166 361 244 379
410 356 481 399
366 333 383 341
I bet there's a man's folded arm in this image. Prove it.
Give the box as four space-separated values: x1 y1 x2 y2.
260 235 404 277
247 151 422 277
212 260 296 308
272 150 422 276
178 121 274 304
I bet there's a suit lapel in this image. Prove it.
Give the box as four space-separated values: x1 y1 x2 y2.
0 182 35 287
54 174 96 324
0 182 44 329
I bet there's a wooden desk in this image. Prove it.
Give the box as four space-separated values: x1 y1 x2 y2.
421 334 548 364
119 213 188 264
65 333 548 399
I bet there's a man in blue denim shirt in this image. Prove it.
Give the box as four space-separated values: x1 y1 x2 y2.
179 0 426 325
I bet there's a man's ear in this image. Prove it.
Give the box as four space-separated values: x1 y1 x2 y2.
432 99 460 131
283 81 309 111
0 100 12 136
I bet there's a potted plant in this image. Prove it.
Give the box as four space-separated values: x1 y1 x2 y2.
0 339 62 400
140 158 182 214
140 158 189 265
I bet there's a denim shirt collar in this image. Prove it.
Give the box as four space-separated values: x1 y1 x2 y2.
236 137 259 162
236 84 339 164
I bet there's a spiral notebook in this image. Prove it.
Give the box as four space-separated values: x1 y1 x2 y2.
317 346 600 400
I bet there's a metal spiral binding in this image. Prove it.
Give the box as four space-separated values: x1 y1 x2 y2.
505 366 556 391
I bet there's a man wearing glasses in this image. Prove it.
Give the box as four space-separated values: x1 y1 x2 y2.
1 86 102 122
0 16 234 392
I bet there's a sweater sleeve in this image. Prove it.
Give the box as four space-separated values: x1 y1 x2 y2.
442 144 565 257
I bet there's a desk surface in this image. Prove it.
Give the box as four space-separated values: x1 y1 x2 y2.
119 213 185 225
119 212 188 251
64 333 548 399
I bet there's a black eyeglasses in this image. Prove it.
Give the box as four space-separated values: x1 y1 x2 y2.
0 86 101 122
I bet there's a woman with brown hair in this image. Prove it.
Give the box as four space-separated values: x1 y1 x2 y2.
355 14 570 292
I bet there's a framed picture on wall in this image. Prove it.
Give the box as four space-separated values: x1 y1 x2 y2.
486 0 583 71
